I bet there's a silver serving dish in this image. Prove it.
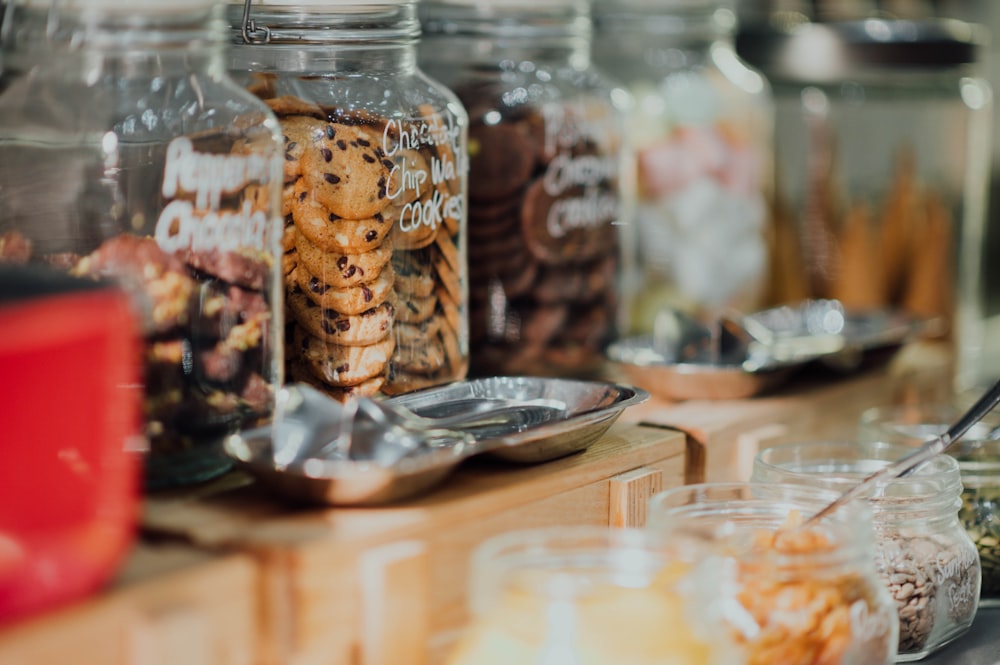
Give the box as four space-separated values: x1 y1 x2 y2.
224 376 648 506
608 300 924 401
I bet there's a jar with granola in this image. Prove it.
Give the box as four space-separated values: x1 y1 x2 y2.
227 0 469 399
951 438 1000 609
752 441 981 660
418 0 627 378
0 0 285 489
647 482 899 665
591 0 774 336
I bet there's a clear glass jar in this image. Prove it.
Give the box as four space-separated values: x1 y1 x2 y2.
226 0 469 399
752 442 982 660
735 17 992 370
648 482 899 665
592 0 774 336
446 525 740 665
951 438 1000 608
0 0 285 489
418 0 626 378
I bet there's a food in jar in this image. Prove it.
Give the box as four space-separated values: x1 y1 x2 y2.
458 86 621 377
733 513 896 665
959 484 1000 603
262 96 467 399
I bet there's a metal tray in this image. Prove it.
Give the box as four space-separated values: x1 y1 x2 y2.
224 376 649 506
607 301 925 401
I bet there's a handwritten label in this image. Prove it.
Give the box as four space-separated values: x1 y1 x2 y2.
383 110 467 236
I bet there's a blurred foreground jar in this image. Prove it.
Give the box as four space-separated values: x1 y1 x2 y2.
446 526 740 665
752 442 981 661
736 17 992 377
419 0 626 378
648 482 899 665
0 0 285 489
227 0 469 398
592 0 774 335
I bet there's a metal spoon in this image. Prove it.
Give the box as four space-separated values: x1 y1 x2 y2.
806 377 1000 526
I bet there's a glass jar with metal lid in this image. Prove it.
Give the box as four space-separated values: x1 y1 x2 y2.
752 441 982 660
417 0 627 379
226 0 469 399
591 0 775 336
735 16 992 380
0 0 285 489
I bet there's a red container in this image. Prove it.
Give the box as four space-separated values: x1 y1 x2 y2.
0 265 142 624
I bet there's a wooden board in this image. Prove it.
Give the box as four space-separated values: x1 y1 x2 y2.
140 422 689 665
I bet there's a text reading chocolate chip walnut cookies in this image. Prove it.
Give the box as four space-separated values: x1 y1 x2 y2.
266 96 468 401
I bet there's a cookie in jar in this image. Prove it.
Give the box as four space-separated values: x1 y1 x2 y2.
226 0 469 400
419 0 628 378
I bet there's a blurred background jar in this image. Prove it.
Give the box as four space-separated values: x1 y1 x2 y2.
648 482 899 665
227 0 469 399
445 525 739 665
0 0 285 489
592 0 774 338
734 3 992 388
752 441 981 660
418 0 627 378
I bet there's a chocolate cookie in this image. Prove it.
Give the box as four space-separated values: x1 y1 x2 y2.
467 122 536 202
289 359 387 401
287 288 394 346
294 231 393 289
293 263 394 316
292 187 392 254
387 149 429 206
180 248 270 291
300 121 391 220
392 249 436 298
395 292 438 325
393 332 446 375
281 115 328 184
294 326 395 387
265 95 325 120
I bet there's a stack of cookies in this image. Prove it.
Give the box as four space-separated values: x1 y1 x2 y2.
268 95 467 400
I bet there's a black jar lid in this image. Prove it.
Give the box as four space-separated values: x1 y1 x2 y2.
735 17 985 82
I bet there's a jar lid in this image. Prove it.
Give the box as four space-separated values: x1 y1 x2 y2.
736 18 984 82
21 0 217 11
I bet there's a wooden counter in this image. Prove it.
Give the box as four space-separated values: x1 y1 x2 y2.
0 343 952 665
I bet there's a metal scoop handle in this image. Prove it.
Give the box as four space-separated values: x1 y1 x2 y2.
806 377 1000 526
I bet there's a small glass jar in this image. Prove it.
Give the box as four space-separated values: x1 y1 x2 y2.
446 525 739 665
0 0 285 489
592 0 775 335
226 0 469 399
951 438 1000 608
418 0 627 378
752 442 982 660
648 482 899 665
735 17 992 367
858 402 1000 448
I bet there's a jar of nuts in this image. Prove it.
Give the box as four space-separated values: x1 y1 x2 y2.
0 0 286 489
753 441 982 661
647 482 899 665
951 438 1000 609
418 0 627 378
226 0 469 399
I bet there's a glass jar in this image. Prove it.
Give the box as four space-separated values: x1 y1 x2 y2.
858 402 1000 448
648 482 899 665
418 0 626 378
446 525 740 665
592 0 775 336
226 0 469 399
951 438 1000 608
0 0 285 489
735 17 992 369
752 442 981 660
